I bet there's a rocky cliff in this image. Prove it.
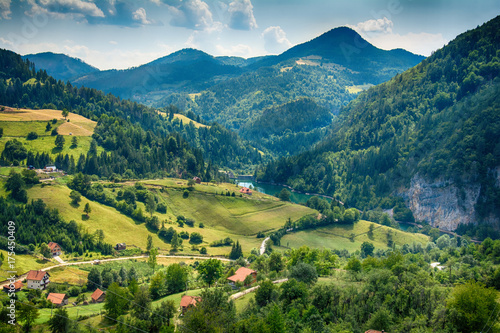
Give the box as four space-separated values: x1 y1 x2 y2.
400 175 482 231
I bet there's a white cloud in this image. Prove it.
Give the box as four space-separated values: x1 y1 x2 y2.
0 37 14 46
0 0 11 19
348 17 447 56
168 0 219 31
27 0 105 18
132 7 153 25
349 17 393 34
262 26 292 54
109 40 118 45
368 32 447 56
228 0 257 30
215 43 253 57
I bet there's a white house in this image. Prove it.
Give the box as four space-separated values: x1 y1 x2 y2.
26 270 50 290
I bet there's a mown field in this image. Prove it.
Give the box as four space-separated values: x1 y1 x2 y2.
0 107 99 159
278 220 429 253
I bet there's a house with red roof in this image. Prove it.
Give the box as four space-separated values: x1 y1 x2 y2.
26 270 50 290
180 295 201 314
91 288 105 303
47 293 68 306
2 281 23 293
227 267 257 286
239 187 252 195
48 242 62 256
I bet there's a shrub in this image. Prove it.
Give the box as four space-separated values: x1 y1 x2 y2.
200 247 207 254
26 132 38 140
183 190 189 198
190 232 203 244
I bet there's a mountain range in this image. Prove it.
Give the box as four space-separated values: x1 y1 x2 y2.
10 17 500 235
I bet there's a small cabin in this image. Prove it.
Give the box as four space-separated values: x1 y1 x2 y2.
115 243 126 251
227 267 257 286
47 293 68 307
3 281 23 293
180 295 201 314
48 242 62 256
91 288 105 303
44 165 57 172
239 187 252 195
193 176 202 184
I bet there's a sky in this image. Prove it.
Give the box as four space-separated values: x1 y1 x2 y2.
0 0 498 70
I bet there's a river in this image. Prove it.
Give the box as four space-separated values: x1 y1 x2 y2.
237 180 329 204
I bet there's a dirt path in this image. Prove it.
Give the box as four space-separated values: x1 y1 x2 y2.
0 255 232 288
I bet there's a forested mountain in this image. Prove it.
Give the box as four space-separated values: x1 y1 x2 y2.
72 48 243 101
26 26 423 157
240 98 333 155
0 48 262 176
22 52 99 82
257 15 500 233
250 26 424 84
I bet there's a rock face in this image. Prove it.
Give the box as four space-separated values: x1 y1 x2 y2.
400 175 481 231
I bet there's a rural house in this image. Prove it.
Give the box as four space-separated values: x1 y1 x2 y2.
115 243 126 251
180 295 201 314
26 270 50 290
193 176 202 184
2 281 23 293
44 165 57 172
239 187 252 195
91 288 105 303
48 242 62 256
47 293 68 307
227 267 257 286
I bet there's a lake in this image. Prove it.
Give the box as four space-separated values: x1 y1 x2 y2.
237 180 330 204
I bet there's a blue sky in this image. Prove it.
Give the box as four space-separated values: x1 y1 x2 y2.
0 0 498 70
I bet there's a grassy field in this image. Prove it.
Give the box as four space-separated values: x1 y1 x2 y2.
157 111 209 128
28 184 165 250
0 107 96 132
0 250 52 279
25 177 316 256
278 220 429 253
0 107 99 160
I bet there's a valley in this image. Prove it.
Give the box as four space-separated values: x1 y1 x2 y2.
0 9 498 333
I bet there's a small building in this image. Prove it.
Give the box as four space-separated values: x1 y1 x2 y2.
26 270 50 290
227 267 257 286
3 281 23 293
239 187 252 195
47 293 68 307
48 242 62 256
365 330 385 333
193 176 202 184
180 295 201 314
44 165 57 172
91 288 105 303
115 243 126 251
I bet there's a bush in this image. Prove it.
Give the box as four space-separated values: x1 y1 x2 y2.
179 231 190 239
185 218 195 227
157 203 167 213
183 190 189 198
190 232 203 244
199 222 205 228
200 247 207 254
26 132 38 140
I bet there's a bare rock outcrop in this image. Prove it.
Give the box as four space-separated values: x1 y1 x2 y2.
400 175 481 231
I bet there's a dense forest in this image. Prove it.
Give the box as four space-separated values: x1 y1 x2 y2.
257 16 500 224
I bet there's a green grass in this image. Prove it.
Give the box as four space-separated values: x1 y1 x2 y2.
0 120 51 137
28 184 165 250
0 135 99 161
0 250 52 280
278 220 429 253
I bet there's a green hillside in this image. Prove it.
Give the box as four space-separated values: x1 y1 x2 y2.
23 176 316 256
257 15 500 231
279 220 429 253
